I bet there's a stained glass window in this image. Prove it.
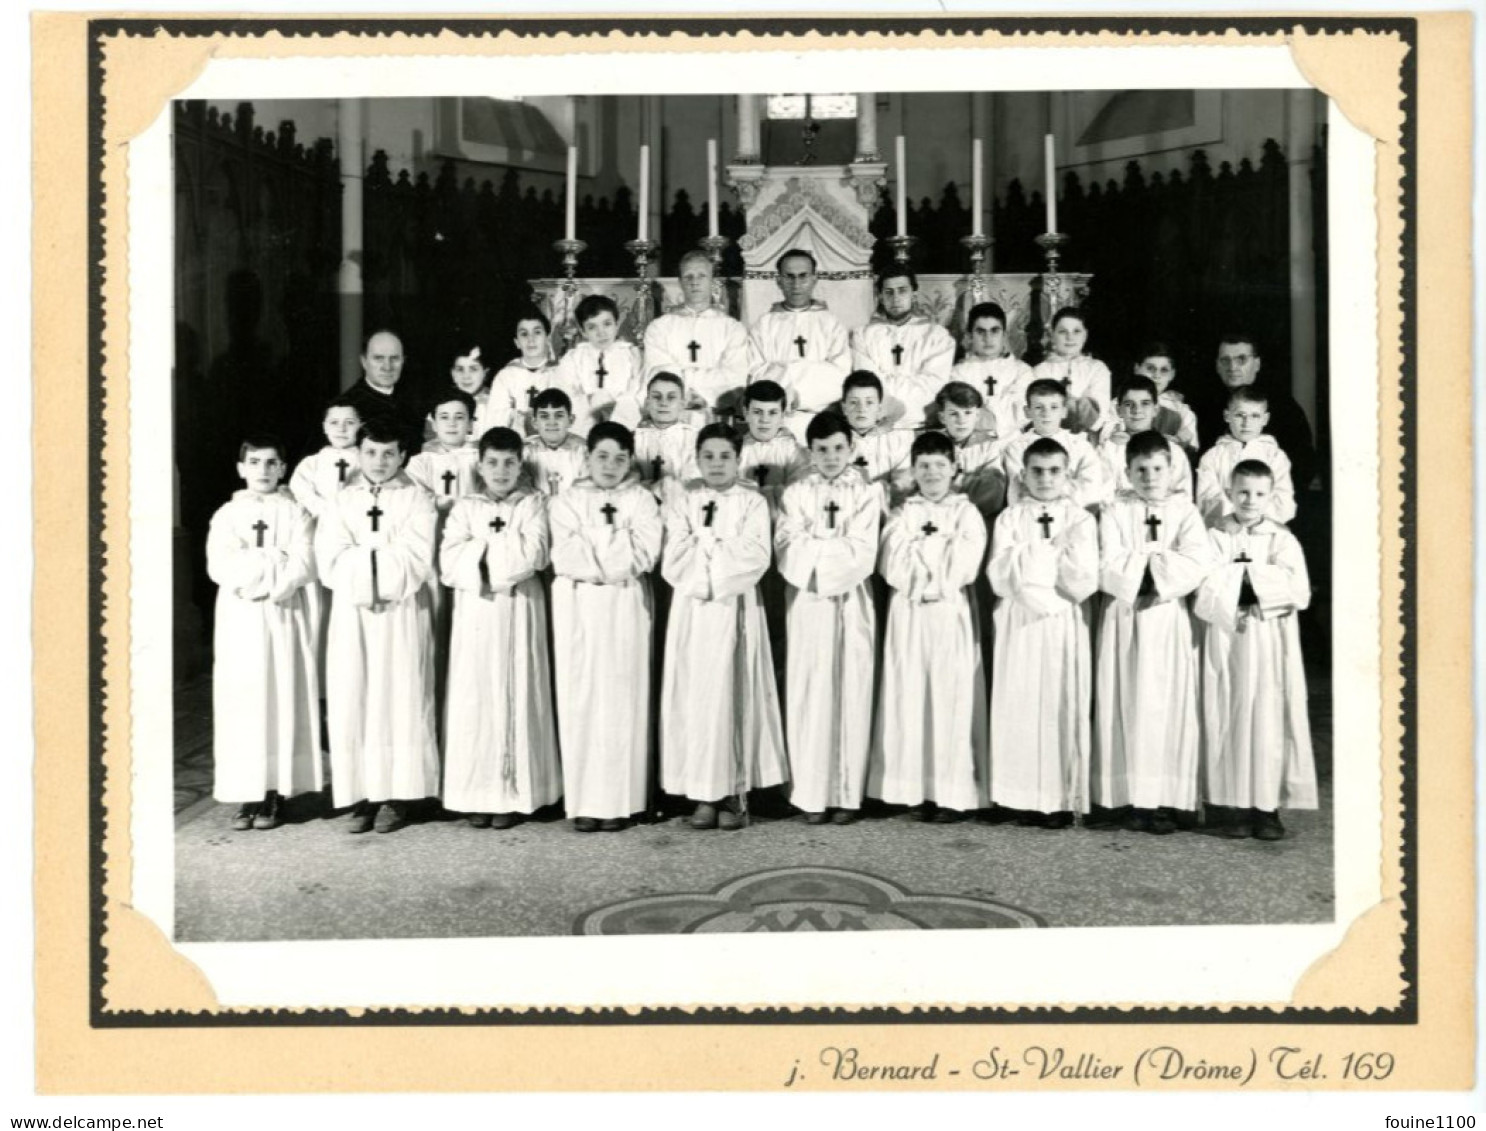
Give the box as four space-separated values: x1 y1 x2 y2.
765 94 858 120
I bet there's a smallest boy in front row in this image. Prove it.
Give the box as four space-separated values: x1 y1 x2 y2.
208 435 324 831
1193 459 1317 841
985 437 1099 828
440 427 563 829
869 431 989 822
660 424 790 830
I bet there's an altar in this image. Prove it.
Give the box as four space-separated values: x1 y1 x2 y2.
530 92 1090 361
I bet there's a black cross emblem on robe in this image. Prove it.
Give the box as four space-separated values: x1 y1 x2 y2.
594 354 608 388
252 519 268 548
823 500 841 529
752 465 769 485
526 385 540 410
686 341 701 364
367 501 384 532
985 374 997 397
702 501 717 527
794 335 807 359
334 457 350 483
921 521 938 537
1235 549 1259 607
852 455 869 471
1144 512 1162 541
1036 511 1054 539
600 501 618 525
891 343 905 367
651 456 664 480
441 469 457 495
490 515 506 533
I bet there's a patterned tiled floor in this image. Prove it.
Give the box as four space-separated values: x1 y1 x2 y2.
173 673 1335 940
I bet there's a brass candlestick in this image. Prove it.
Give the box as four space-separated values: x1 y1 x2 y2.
552 237 588 348
959 233 995 302
624 237 661 331
697 233 731 308
883 233 919 267
1035 231 1070 275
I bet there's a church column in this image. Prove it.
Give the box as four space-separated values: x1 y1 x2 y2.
971 91 994 270
1285 88 1320 433
337 97 365 390
855 92 879 160
736 94 761 161
645 95 664 250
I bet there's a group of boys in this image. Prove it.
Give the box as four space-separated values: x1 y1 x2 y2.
207 247 1316 845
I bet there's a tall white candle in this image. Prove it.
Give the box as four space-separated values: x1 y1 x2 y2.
707 138 719 238
895 135 907 237
565 145 577 241
971 138 984 238
638 144 650 242
1043 132 1057 234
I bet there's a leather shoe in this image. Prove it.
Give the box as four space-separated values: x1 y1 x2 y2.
717 800 744 831
830 808 859 825
375 801 411 834
931 807 964 824
252 793 281 830
573 817 600 833
689 802 719 830
231 804 258 832
1122 808 1150 832
466 813 493 829
1252 810 1286 841
803 811 830 825
347 804 375 834
490 812 520 830
600 817 629 832
1042 811 1073 830
1148 808 1178 835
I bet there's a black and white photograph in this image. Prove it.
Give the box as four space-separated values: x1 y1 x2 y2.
103 29 1404 1019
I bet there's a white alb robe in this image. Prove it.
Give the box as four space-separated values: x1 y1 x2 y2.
950 434 1009 521
633 422 700 509
556 341 646 430
1092 495 1214 810
850 314 956 429
1001 428 1111 510
439 488 562 815
986 499 1098 813
1158 389 1200 450
775 468 882 812
318 473 441 806
1195 435 1297 526
1097 431 1195 500
289 445 362 519
950 356 1034 437
659 482 789 801
1031 354 1115 433
739 433 811 512
750 302 852 438
868 493 989 810
549 480 664 819
207 490 324 802
1192 518 1317 810
848 427 915 510
488 361 589 437
643 306 753 418
407 446 479 513
522 433 589 497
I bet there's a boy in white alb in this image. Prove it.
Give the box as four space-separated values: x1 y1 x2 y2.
839 371 914 510
488 307 588 437
521 388 589 497
289 397 363 517
556 294 645 430
986 438 1099 827
1030 307 1113 436
439 427 562 830
1195 386 1297 526
660 424 790 830
633 371 700 508
1097 377 1194 500
949 301 1033 438
738 379 811 510
868 431 989 821
643 250 752 423
1134 340 1199 454
850 270 955 430
1193 459 1317 841
548 422 664 832
935 381 1007 520
775 412 883 824
748 249 852 444
1001 379 1110 510
317 421 441 834
1093 431 1214 834
208 435 323 831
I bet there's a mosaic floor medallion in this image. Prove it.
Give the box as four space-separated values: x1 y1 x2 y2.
575 865 1044 935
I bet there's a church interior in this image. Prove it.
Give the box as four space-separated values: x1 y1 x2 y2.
172 88 1333 940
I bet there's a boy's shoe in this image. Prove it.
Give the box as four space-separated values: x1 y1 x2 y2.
906 804 932 822
1122 808 1151 833
931 807 965 824
231 804 258 832
490 813 520 830
252 792 282 830
689 802 719 830
1042 811 1074 830
717 807 744 832
347 803 376 835
599 818 629 832
803 811 830 825
830 809 859 825
1148 808 1178 835
1015 810 1045 827
573 817 600 833
1252 810 1286 841
1222 809 1253 839
375 801 411 834
466 813 493 829
976 805 1015 825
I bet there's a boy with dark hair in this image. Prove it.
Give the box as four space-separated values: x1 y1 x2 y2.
522 387 589 497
